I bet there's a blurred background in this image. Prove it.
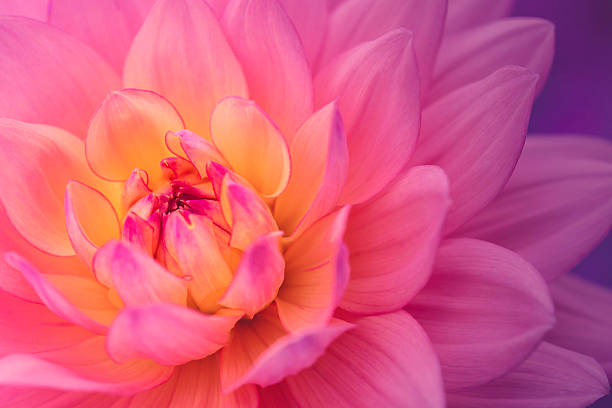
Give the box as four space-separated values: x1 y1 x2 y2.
513 1 612 406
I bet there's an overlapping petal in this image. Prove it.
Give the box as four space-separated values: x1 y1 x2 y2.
444 0 515 34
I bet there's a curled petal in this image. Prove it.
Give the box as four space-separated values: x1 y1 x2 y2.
222 0 314 140
168 130 228 178
124 0 248 138
86 89 184 185
121 169 151 212
315 29 420 204
211 97 291 198
407 238 555 391
106 303 242 366
122 212 158 256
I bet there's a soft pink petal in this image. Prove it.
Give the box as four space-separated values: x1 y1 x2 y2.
122 212 157 256
210 97 291 198
219 234 284 317
547 274 612 380
48 0 155 73
455 135 612 280
319 0 446 90
93 240 187 307
163 212 233 313
106 303 241 366
445 0 515 34
409 66 537 235
0 17 119 137
65 181 121 269
220 177 278 250
0 388 127 408
280 311 445 408
220 307 352 392
430 18 554 102
169 130 228 178
315 29 420 204
222 0 313 140
274 101 348 235
121 169 151 212
124 0 248 139
447 342 609 408
278 207 350 332
407 238 555 391
278 0 327 67
4 253 111 334
86 89 184 185
0 0 47 20
341 165 450 314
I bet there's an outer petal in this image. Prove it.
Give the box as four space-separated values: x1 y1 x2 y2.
407 238 555 391
48 0 155 73
0 17 119 137
280 311 445 408
86 89 184 185
409 66 537 235
220 308 352 392
164 212 233 313
222 0 314 140
93 240 187 306
0 120 105 256
0 388 127 408
4 253 116 334
315 29 420 204
211 97 291 197
219 234 284 317
65 181 121 269
447 342 609 408
124 0 248 139
106 303 241 366
547 274 612 380
274 102 348 235
430 18 554 102
278 207 350 331
455 135 612 280
319 0 446 89
0 0 47 20
341 166 450 314
444 0 515 34
278 0 327 67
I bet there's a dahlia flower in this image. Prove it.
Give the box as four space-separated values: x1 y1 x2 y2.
0 0 610 407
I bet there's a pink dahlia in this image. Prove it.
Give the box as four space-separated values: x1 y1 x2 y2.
0 0 610 407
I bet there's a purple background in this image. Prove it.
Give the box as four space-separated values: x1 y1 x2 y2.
513 1 611 406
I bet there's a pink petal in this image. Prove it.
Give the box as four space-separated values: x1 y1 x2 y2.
124 0 248 139
0 388 127 408
0 0 47 20
280 311 445 408
444 0 515 34
318 0 446 90
409 66 538 235
48 0 155 73
315 29 420 204
547 274 612 380
106 303 241 366
222 0 314 140
121 212 158 256
220 177 278 250
93 240 187 307
121 168 151 212
430 18 554 102
278 207 350 332
129 355 258 408
278 0 328 67
455 135 612 280
219 234 284 317
220 307 352 392
86 89 184 185
0 336 173 395
0 17 119 137
0 120 104 256
3 253 111 334
65 181 121 269
210 97 291 198
163 212 233 312
407 238 555 391
447 342 609 408
341 165 450 314
169 130 228 178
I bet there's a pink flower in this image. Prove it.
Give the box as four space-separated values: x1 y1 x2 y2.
0 0 610 407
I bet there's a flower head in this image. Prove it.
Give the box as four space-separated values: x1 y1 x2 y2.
0 0 611 407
